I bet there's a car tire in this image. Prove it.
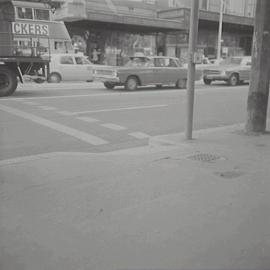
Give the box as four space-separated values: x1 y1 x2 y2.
176 78 187 89
48 73 61 83
125 76 138 91
0 66 18 97
104 82 115 89
203 78 212 85
228 73 239 86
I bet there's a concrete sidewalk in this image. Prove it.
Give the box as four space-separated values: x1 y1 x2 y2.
0 125 270 270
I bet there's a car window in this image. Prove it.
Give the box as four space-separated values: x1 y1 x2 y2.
154 58 164 67
75 57 91 65
125 57 149 67
169 59 178 67
246 61 252 66
220 57 242 65
60 56 74 64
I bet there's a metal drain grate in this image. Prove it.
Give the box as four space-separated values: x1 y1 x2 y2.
187 153 223 163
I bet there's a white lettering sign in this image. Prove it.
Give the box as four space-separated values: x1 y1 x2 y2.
12 22 49 36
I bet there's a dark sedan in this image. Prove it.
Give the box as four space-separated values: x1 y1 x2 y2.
93 56 202 90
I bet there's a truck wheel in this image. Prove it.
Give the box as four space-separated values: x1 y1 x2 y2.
125 76 138 91
104 82 115 89
48 73 61 83
0 66 18 97
228 73 239 86
176 78 187 89
203 78 212 85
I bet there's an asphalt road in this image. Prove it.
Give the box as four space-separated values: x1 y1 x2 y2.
0 81 269 160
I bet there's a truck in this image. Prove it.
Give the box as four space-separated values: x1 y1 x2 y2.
0 0 71 97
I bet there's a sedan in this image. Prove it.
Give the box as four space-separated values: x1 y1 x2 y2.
202 56 251 86
93 56 202 90
48 53 93 83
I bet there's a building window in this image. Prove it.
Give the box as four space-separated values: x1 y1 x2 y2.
200 0 208 10
16 7 33 19
34 9 50 21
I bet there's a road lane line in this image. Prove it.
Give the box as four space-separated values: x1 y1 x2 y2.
20 101 40 105
68 104 168 116
76 116 99 123
56 110 74 116
0 104 108 146
0 85 249 101
100 123 127 131
38 106 57 111
128 132 151 139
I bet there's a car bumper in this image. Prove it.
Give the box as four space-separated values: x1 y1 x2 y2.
93 76 120 83
203 74 229 81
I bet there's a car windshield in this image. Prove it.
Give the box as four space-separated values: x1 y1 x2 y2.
125 57 153 67
220 57 242 65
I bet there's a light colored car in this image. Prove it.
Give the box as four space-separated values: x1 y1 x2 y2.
202 56 251 86
48 53 93 83
93 56 202 90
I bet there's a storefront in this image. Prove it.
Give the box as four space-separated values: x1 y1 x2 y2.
54 0 186 66
158 7 254 60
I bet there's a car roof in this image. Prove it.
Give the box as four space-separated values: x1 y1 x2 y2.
51 53 87 57
129 56 179 60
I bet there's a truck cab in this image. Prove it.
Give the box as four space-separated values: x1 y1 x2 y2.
0 0 72 96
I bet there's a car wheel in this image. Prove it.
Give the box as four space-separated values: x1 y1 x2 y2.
176 78 187 89
125 76 138 91
0 66 18 97
48 73 61 83
203 78 212 85
228 73 239 86
104 82 115 89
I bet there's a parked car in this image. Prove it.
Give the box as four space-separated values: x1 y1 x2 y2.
48 53 93 83
202 56 251 86
93 56 202 90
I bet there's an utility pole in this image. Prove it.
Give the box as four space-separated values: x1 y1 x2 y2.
217 0 224 62
185 0 199 140
245 0 270 133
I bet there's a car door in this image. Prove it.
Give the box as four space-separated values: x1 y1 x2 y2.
58 55 76 81
74 56 93 81
153 58 168 84
239 58 251 81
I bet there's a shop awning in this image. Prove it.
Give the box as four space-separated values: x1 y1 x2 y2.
86 10 187 32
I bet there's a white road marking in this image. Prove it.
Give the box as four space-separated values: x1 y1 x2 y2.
76 116 99 123
38 106 57 111
0 104 108 146
0 85 248 102
129 132 151 139
57 110 74 116
21 101 40 105
68 104 168 116
100 123 127 131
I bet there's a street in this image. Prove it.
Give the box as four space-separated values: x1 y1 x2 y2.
0 81 263 160
1 81 270 270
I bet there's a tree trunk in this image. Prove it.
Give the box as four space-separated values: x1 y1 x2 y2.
246 0 270 133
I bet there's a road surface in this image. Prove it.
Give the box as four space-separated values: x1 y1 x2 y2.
0 81 269 160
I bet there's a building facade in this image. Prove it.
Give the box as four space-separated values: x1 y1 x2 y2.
158 0 255 60
54 0 256 65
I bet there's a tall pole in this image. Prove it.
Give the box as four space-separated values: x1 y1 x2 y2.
245 0 270 133
217 0 223 62
185 0 199 140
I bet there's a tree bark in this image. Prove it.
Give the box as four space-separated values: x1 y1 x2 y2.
246 0 270 133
